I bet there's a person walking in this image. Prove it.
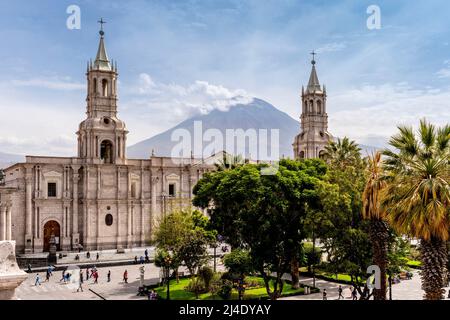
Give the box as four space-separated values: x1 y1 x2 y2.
77 270 84 292
107 270 111 282
322 289 327 300
86 267 90 280
45 270 50 282
352 287 358 300
27 264 32 273
86 251 90 259
96 252 99 261
123 270 128 283
338 285 344 300
60 270 66 283
35 274 41 286
93 271 99 284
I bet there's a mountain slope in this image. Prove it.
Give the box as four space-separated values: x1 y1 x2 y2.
127 98 299 159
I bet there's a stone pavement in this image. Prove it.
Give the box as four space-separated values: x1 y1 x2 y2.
16 260 226 300
281 271 450 300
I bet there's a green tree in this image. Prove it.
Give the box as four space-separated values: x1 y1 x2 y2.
193 158 329 299
316 137 375 299
382 120 450 300
154 209 214 280
223 249 254 280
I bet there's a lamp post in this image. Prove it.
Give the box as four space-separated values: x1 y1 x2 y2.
164 255 172 300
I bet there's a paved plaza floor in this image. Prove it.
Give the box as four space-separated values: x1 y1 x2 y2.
16 264 450 300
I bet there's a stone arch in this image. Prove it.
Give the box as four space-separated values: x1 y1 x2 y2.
101 79 108 96
299 151 305 159
317 100 322 114
309 100 314 113
319 150 326 159
93 78 98 94
42 219 61 252
100 139 114 164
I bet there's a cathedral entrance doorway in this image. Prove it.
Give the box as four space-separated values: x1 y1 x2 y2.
43 220 61 252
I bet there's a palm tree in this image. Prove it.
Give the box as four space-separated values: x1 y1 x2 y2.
214 153 245 171
362 151 389 300
324 137 362 169
382 119 450 300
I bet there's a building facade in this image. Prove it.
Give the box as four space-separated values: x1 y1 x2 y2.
0 29 214 254
293 56 333 159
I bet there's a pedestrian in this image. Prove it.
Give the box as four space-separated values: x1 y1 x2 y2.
96 252 99 261
123 270 128 283
86 251 90 259
45 270 50 282
27 264 32 273
134 256 138 264
140 256 144 264
35 274 41 286
60 270 66 283
338 285 344 300
86 267 90 280
352 287 358 300
322 288 327 300
93 271 98 284
107 270 111 282
47 265 53 276
77 270 84 292
145 249 148 258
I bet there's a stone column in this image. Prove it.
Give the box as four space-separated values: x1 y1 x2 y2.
150 176 159 237
24 165 33 253
0 206 6 241
6 206 12 241
0 241 28 300
71 166 80 249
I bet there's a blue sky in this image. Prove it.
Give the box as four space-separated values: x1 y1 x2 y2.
0 0 449 156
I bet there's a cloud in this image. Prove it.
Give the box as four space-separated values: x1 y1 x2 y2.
11 77 85 90
133 73 253 116
328 83 450 148
0 134 75 156
316 42 347 54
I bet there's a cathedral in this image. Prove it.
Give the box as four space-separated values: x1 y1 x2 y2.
0 26 333 254
0 28 214 254
293 54 333 159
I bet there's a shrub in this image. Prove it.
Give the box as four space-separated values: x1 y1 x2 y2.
218 280 233 300
223 249 253 279
198 266 214 290
186 277 207 297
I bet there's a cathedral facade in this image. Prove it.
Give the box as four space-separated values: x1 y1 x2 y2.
0 29 214 254
293 56 333 159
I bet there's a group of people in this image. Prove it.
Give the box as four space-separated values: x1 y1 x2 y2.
134 249 150 264
322 285 360 300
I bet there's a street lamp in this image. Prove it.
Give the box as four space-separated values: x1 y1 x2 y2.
164 255 172 300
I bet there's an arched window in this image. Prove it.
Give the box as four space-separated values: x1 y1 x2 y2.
105 214 113 226
317 100 322 114
93 78 97 94
102 79 108 97
100 140 114 164
309 100 314 113
299 151 305 159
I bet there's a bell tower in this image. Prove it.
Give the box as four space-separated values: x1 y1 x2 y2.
77 19 128 165
293 52 333 159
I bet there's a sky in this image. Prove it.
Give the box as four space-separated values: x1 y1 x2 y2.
0 0 449 156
